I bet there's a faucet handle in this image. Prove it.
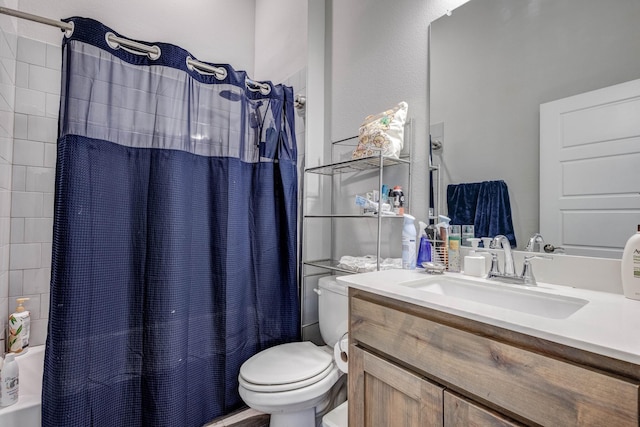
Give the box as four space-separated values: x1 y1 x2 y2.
521 255 552 286
475 250 499 276
483 251 501 275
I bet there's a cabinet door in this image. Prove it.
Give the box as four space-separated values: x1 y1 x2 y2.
349 345 444 427
444 391 522 427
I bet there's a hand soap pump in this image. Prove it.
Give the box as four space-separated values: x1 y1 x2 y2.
9 297 30 349
402 214 417 269
464 238 486 277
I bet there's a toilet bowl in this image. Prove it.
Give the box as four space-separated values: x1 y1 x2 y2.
238 276 348 427
238 342 343 426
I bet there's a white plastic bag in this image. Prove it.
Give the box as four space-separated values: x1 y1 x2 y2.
352 101 408 159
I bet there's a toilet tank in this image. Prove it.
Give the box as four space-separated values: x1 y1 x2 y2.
317 276 349 347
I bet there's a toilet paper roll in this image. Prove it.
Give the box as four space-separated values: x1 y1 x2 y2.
333 335 349 373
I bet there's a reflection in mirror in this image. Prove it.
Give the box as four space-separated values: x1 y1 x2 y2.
430 0 640 258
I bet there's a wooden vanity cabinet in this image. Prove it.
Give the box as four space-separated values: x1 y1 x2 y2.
348 289 640 426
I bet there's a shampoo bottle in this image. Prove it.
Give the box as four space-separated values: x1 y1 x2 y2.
10 298 30 349
0 353 19 407
621 225 640 300
402 214 417 269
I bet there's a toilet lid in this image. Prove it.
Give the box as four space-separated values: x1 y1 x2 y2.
240 342 333 386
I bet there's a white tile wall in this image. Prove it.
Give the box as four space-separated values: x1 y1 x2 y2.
7 36 60 347
16 38 46 67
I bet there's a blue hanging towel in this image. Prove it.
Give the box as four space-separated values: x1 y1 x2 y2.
446 180 516 247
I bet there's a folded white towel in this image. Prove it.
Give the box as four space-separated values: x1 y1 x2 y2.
337 255 402 273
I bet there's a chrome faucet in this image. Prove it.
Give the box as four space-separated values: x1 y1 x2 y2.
525 233 545 252
490 235 516 276
487 235 552 286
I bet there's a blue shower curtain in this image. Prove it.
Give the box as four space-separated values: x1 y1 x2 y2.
43 18 299 427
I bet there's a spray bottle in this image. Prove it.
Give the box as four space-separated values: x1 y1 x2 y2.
402 214 417 269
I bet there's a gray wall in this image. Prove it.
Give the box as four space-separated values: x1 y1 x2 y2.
298 0 466 342
328 0 468 259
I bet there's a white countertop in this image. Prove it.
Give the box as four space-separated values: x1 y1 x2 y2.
338 269 640 365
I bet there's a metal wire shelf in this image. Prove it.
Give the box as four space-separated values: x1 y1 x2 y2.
305 154 410 176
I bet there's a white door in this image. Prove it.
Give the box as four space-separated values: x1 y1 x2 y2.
540 78 640 259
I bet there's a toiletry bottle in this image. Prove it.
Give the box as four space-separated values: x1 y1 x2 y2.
391 186 405 215
402 214 417 269
10 298 30 349
8 309 23 354
621 225 640 300
0 352 19 407
448 225 461 272
416 221 432 267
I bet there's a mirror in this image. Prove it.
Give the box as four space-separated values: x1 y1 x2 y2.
429 0 640 258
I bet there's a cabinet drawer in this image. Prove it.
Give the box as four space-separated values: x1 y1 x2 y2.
351 295 640 426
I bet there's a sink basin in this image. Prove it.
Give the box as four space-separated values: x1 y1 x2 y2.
401 276 588 319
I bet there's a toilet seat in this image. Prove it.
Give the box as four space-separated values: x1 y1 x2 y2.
239 342 334 393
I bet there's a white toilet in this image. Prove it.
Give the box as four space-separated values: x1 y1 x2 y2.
238 276 348 427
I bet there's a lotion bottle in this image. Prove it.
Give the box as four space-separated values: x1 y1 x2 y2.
0 352 19 407
621 225 640 300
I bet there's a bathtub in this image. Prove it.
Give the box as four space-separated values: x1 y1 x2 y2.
0 345 44 427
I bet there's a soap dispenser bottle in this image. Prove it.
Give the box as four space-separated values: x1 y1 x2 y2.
10 298 30 349
621 225 640 300
464 238 486 277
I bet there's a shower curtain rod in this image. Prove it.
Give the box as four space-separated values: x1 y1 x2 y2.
0 6 73 32
0 6 273 93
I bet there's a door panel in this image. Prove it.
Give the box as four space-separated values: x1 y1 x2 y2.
540 78 640 258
